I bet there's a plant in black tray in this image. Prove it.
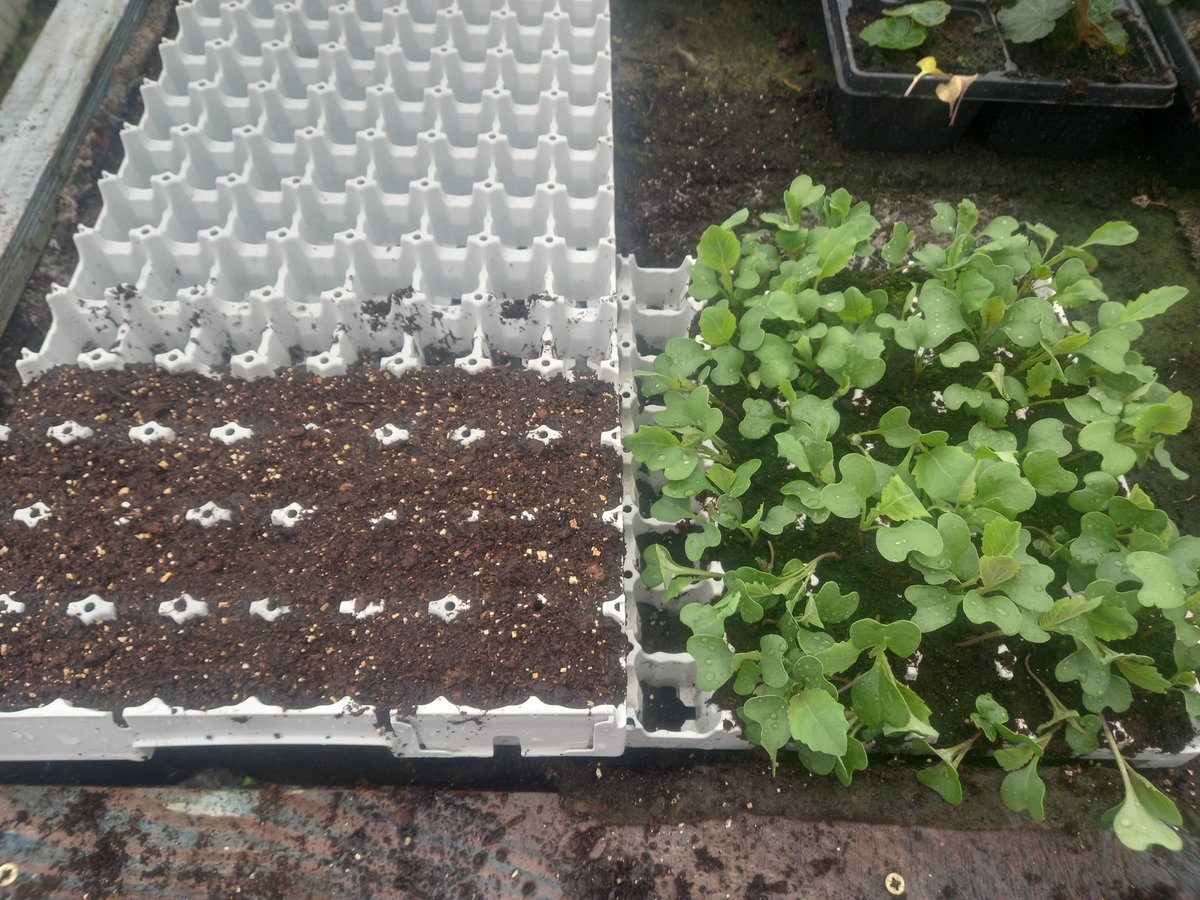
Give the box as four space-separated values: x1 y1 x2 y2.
624 174 1199 851
998 0 1130 50
861 0 952 48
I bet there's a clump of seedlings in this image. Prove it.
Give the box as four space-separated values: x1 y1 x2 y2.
625 175 1198 851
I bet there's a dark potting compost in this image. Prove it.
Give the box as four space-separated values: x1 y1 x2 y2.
0 364 626 713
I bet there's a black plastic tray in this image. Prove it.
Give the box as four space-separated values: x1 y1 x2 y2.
1141 0 1200 186
821 0 1179 155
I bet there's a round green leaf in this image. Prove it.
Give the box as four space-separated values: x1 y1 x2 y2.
939 341 980 369
962 590 1022 634
849 619 922 657
1068 471 1118 513
1125 551 1185 609
876 407 921 449
1023 449 1077 496
875 520 944 563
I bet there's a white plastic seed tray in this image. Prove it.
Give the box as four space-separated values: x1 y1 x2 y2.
18 0 615 383
1 324 628 761
4 1 622 762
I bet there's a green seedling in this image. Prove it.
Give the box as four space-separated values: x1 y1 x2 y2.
998 0 1129 51
861 1 952 50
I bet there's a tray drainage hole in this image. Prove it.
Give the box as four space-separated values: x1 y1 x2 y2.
623 504 633 514
138 226 151 236
190 286 202 296
304 127 314 135
173 598 187 612
209 228 220 237
332 290 343 299
474 293 483 300
355 177 365 186
167 351 181 362
483 181 493 188
543 235 554 243
624 569 634 580
429 593 469 623
277 228 288 238
83 601 95 613
620 340 632 349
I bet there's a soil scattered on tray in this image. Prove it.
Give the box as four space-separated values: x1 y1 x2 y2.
0 364 626 712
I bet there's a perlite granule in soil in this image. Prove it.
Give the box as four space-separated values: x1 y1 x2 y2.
0 364 626 713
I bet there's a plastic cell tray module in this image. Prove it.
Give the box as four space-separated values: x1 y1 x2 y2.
19 0 616 382
2 0 628 762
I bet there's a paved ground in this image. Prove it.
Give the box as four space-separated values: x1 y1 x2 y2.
0 749 1197 897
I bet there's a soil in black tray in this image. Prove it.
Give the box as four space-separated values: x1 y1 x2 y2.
848 7 1008 74
0 365 626 712
999 9 1173 85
